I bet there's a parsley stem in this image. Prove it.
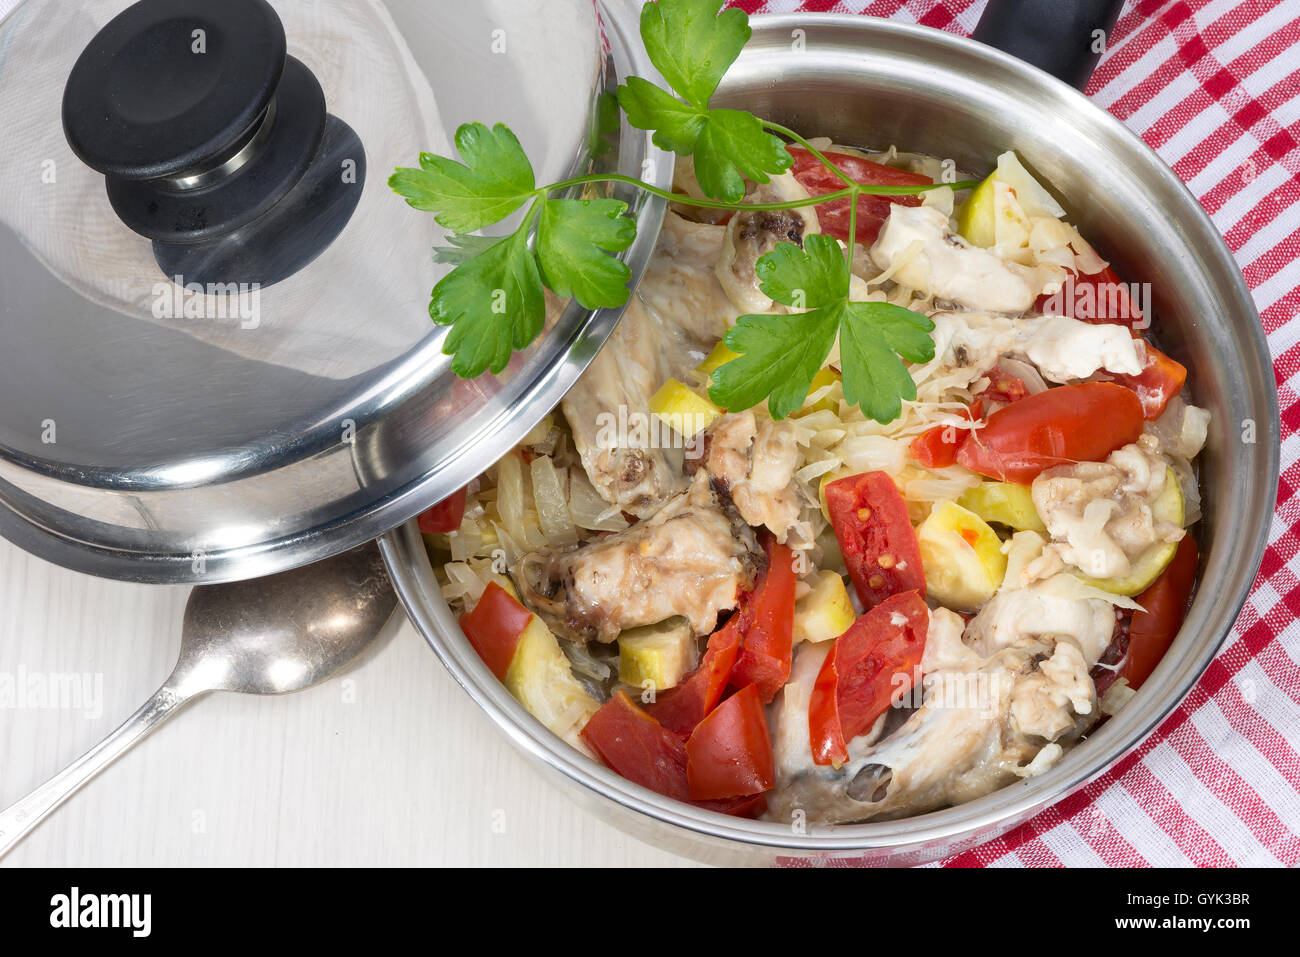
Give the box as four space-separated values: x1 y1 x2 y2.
761 121 858 190
541 173 965 211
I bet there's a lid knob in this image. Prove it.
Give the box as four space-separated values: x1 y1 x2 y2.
61 0 365 287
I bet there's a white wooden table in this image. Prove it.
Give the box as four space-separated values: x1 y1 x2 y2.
0 537 693 866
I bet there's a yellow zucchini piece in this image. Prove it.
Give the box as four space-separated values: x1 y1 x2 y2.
649 378 721 437
955 172 997 247
817 467 853 523
505 617 599 737
959 481 1048 533
618 617 698 692
697 340 741 376
794 570 856 644
1077 471 1184 596
803 367 841 414
956 151 1066 247
917 500 1008 611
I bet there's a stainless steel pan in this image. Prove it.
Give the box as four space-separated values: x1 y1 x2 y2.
381 7 1279 865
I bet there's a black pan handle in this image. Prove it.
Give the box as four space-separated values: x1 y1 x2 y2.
972 0 1128 90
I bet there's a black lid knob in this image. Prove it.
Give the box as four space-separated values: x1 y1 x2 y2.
63 0 287 181
60 0 365 289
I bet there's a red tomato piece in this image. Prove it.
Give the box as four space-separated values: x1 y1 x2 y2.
458 582 532 680
649 613 743 736
1036 266 1143 327
581 691 690 802
729 537 797 702
685 684 776 801
808 591 929 767
787 146 932 245
824 471 926 609
1036 266 1186 419
418 486 468 534
1119 536 1199 689
1109 341 1188 420
695 793 768 818
977 367 1030 405
956 382 1144 484
909 399 985 469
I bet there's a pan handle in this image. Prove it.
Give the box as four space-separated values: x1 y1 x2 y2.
971 0 1127 91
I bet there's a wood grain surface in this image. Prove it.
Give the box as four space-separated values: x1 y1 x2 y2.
0 538 694 867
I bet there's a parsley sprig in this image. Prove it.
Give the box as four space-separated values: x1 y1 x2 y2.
390 0 971 421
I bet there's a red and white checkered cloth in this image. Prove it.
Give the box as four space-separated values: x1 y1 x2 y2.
727 0 1300 866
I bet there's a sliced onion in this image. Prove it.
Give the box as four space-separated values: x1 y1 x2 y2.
567 467 629 532
530 455 578 546
996 356 1049 394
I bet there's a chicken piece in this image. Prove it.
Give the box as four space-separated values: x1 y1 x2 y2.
702 411 804 543
966 568 1120 665
870 205 1038 313
1017 314 1144 383
915 310 1146 395
561 213 738 517
514 472 761 643
1031 439 1182 580
716 173 821 314
767 607 1098 825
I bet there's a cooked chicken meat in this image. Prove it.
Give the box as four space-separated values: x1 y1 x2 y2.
561 212 738 517
702 411 806 544
967 571 1121 665
921 310 1145 391
716 172 821 314
768 608 1098 825
871 205 1038 313
515 472 760 643
1032 439 1183 580
1017 314 1144 382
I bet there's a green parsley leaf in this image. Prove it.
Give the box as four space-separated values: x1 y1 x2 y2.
430 229 545 378
710 236 936 422
617 79 790 203
756 234 849 308
536 198 636 309
617 1 789 202
639 0 749 109
431 233 500 266
710 308 839 420
838 302 936 423
389 122 536 233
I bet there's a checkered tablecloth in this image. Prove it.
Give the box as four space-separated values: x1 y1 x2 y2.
728 0 1300 867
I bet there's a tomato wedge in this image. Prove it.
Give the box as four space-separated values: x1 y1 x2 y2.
1109 341 1187 420
1120 535 1199 689
696 793 768 818
787 146 932 245
1036 266 1144 327
729 537 797 702
808 591 929 767
977 366 1030 405
909 399 984 469
685 684 776 801
459 582 532 680
581 691 690 801
824 471 926 609
648 612 742 736
1036 266 1186 420
956 382 1144 484
418 487 468 534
